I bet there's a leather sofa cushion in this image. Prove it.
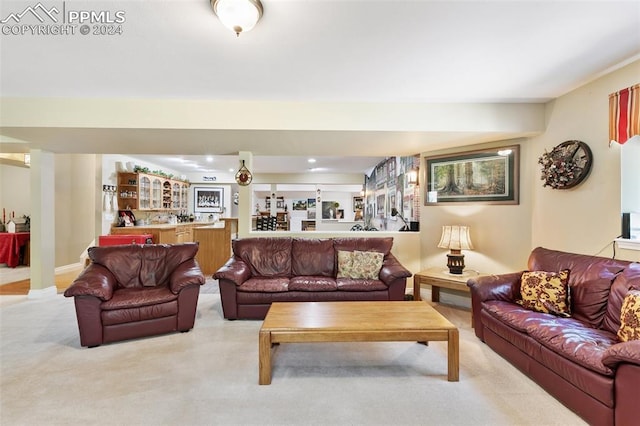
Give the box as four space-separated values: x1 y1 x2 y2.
602 263 640 334
334 237 394 256
89 243 199 289
237 277 289 293
289 276 337 291
101 286 177 310
527 247 629 327
526 318 617 376
101 300 178 326
233 238 292 277
336 278 387 291
483 300 617 376
291 238 335 277
483 300 549 333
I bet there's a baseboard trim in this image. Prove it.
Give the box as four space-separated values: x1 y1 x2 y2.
56 262 83 274
27 285 58 299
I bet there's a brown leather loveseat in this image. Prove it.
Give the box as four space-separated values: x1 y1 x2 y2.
468 247 640 426
64 243 205 347
214 237 412 319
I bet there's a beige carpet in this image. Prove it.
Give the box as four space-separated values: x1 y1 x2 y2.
0 290 586 425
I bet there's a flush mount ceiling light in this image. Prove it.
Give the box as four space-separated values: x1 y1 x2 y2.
211 0 263 37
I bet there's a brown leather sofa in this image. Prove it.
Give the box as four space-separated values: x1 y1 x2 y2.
64 243 205 347
214 237 412 319
468 247 640 426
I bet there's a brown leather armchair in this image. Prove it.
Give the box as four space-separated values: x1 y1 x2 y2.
64 243 205 347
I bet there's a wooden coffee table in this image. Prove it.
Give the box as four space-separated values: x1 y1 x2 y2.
258 301 459 385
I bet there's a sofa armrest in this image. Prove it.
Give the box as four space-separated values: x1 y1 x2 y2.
169 258 206 294
467 271 523 341
63 264 116 301
213 257 252 286
467 272 523 303
602 340 640 369
379 253 412 286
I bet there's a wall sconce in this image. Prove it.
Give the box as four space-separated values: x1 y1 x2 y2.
211 0 263 37
407 167 418 185
437 225 474 274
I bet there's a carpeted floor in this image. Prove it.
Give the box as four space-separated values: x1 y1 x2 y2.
0 287 586 425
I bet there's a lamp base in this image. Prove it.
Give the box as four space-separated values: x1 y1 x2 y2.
446 253 465 275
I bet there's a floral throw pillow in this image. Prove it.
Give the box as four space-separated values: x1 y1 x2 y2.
337 250 383 280
617 290 640 342
518 270 571 317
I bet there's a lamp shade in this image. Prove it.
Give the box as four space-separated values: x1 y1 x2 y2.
212 0 263 36
437 226 474 251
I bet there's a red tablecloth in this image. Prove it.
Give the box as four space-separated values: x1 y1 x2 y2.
0 232 30 268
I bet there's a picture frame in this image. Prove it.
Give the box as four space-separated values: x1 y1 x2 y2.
292 199 307 210
352 196 364 211
307 198 316 209
425 145 519 205
322 201 338 219
194 187 224 212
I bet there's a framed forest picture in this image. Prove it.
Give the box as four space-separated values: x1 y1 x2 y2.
425 145 519 205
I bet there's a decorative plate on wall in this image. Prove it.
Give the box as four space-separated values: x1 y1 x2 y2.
538 140 593 189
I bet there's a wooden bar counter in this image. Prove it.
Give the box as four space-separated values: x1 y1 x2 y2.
192 221 234 275
110 219 236 275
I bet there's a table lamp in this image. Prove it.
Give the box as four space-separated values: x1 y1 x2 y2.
437 225 474 274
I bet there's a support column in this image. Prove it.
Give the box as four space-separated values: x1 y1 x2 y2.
28 149 56 299
237 151 253 238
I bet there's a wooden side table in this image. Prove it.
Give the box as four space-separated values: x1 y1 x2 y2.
413 267 481 302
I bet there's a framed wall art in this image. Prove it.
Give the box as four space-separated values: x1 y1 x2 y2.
194 187 224 213
425 145 520 205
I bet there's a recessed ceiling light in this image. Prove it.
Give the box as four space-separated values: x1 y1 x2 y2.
308 158 316 163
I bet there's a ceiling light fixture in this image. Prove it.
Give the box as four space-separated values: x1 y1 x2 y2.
211 0 263 37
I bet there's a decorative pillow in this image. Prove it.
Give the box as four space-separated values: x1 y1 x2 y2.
518 270 571 317
617 290 640 342
337 250 383 280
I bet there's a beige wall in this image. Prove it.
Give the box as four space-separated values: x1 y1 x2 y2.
0 164 30 221
419 139 534 275
419 60 640 278
531 60 639 262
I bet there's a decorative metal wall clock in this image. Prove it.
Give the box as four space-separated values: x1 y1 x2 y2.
235 160 253 186
538 140 593 189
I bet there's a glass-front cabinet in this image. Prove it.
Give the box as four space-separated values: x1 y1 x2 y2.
172 182 181 210
180 183 189 210
151 177 162 209
116 172 189 212
139 175 151 209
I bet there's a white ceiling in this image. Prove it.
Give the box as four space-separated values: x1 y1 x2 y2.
1 0 639 174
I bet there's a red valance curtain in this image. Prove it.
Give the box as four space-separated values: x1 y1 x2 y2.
609 84 639 145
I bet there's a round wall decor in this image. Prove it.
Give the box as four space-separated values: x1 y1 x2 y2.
235 160 253 186
538 140 593 189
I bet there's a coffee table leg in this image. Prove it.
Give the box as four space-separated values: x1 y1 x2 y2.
259 330 272 385
447 328 459 382
413 276 421 301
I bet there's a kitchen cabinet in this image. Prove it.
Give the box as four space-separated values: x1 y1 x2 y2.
116 172 189 211
117 172 139 211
